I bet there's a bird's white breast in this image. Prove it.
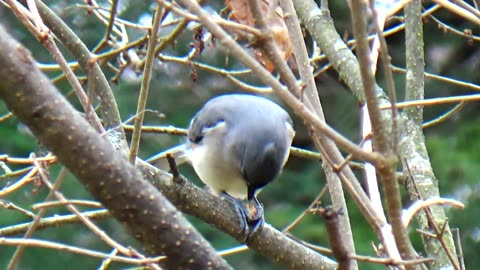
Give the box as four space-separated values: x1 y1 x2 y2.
187 122 249 200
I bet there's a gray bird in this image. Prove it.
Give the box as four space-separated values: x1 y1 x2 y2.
149 94 295 241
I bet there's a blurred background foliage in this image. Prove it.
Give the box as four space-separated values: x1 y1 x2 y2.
0 0 479 269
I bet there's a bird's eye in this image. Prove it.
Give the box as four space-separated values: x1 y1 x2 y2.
189 117 225 144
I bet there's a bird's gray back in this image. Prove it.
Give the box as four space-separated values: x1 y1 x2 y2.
188 94 292 199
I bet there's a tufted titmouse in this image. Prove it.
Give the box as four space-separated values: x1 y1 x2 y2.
149 94 295 240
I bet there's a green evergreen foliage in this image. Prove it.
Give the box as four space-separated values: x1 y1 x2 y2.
0 0 478 269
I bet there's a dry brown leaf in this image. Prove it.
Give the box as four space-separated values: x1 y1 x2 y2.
225 0 293 72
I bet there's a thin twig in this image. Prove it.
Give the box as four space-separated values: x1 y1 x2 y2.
422 102 465 129
282 186 328 233
175 0 381 165
402 198 464 227
391 65 480 91
369 0 399 153
33 200 103 210
129 5 164 163
405 161 461 269
349 0 416 265
7 165 67 270
0 237 164 265
432 0 480 25
380 93 480 109
92 0 119 53
5 0 104 132
0 210 110 237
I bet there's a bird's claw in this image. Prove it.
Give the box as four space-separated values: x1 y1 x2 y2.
221 193 265 243
241 200 264 242
244 200 263 222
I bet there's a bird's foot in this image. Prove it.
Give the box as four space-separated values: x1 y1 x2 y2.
242 199 264 241
244 200 263 223
221 193 265 243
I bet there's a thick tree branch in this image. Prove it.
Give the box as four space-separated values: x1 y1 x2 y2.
31 0 128 149
140 162 337 269
0 23 231 270
0 21 338 270
404 0 425 124
292 0 411 261
293 0 366 103
294 0 458 268
403 1 460 269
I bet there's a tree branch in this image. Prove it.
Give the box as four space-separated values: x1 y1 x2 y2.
403 1 460 268
349 0 416 265
32 0 128 150
277 0 357 266
139 161 337 270
0 23 231 270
